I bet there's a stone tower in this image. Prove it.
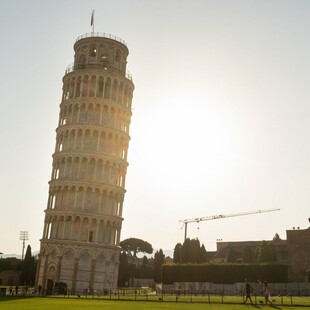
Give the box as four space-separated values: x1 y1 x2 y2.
35 33 134 293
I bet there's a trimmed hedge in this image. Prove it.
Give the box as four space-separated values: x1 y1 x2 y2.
162 263 289 284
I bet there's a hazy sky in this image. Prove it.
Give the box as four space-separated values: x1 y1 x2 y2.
1 0 309 256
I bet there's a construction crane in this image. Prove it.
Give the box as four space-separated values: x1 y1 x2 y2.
179 208 280 241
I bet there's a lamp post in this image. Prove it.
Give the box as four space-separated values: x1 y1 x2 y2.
20 231 29 260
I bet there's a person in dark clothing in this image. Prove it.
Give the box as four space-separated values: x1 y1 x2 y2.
243 279 253 304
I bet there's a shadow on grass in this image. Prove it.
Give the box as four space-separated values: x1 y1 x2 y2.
0 296 36 303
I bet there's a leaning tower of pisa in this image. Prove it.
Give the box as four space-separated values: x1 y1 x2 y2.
35 33 134 294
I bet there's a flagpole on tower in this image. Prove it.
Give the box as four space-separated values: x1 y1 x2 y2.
91 10 95 34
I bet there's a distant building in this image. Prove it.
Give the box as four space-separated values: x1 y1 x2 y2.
287 226 310 282
209 223 310 282
211 239 287 263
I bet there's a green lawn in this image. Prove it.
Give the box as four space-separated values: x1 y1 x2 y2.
0 296 310 310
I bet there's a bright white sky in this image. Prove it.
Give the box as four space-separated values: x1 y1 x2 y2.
0 0 309 256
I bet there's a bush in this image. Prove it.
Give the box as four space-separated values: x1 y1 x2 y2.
162 263 289 284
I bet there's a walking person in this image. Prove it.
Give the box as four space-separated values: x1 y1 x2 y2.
263 281 273 305
243 279 253 304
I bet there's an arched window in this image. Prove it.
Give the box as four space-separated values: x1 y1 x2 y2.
96 76 104 97
75 76 81 97
89 76 96 97
112 80 117 101
89 44 97 57
82 75 89 97
104 77 111 99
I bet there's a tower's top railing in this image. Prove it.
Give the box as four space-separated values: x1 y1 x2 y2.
76 33 127 47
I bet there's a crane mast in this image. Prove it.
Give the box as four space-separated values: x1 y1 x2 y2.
179 208 280 241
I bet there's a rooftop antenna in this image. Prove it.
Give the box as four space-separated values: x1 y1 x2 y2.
20 231 29 260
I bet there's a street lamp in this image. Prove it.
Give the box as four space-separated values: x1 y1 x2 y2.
20 231 29 260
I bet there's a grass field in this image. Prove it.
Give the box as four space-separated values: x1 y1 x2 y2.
1 296 310 310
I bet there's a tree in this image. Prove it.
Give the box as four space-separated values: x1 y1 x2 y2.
273 233 281 241
153 249 165 282
227 247 237 263
118 252 130 287
120 238 153 258
173 243 182 263
199 244 208 263
136 255 153 278
242 245 254 263
178 238 201 263
20 245 36 285
256 241 277 263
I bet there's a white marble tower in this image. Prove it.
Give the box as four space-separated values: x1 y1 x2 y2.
35 32 134 293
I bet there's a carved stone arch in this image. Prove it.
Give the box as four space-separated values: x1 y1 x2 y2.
63 215 72 239
89 75 96 97
62 247 75 263
87 102 95 122
65 156 73 178
81 217 89 242
68 129 76 150
67 102 73 122
72 156 80 178
115 109 121 129
102 104 109 124
69 77 75 98
59 157 66 178
114 135 119 156
94 103 101 123
88 157 96 180
83 129 92 150
72 216 81 240
72 103 79 122
110 107 116 125
62 106 68 125
58 131 65 152
107 133 113 154
89 218 97 242
68 184 76 209
112 79 118 101
96 251 106 265
104 77 111 99
79 249 91 264
124 85 128 107
99 130 106 152
76 186 84 210
118 82 124 104
75 75 82 97
106 221 112 244
97 75 104 97
93 188 101 212
79 103 87 122
91 130 99 151
80 157 88 179
75 128 83 150
48 245 61 259
96 158 104 181
85 186 93 211
62 185 69 210
56 215 65 239
82 75 89 97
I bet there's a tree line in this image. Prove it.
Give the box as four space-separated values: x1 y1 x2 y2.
0 234 280 287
